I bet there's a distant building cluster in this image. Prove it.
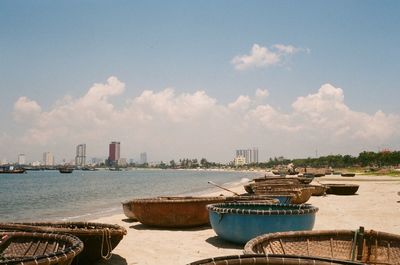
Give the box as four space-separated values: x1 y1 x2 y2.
234 148 259 166
5 140 149 167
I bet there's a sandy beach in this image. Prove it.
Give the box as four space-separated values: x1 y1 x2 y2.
92 175 400 265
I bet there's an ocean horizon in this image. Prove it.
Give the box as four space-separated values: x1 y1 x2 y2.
0 169 259 222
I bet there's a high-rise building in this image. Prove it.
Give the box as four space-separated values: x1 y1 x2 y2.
108 141 120 164
17 154 26 165
140 152 147 164
235 148 259 164
252 147 259 163
43 152 54 166
75 144 86 167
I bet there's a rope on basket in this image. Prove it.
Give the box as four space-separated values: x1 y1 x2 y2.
101 228 113 260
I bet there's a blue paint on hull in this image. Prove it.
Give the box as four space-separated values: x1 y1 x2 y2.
208 205 316 244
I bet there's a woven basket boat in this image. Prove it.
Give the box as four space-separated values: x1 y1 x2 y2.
207 202 318 244
308 185 327 196
341 173 356 177
324 184 359 195
188 254 362 265
298 177 314 184
0 231 83 265
128 196 279 228
253 177 302 185
131 196 227 228
121 195 280 221
245 178 302 194
253 187 313 204
244 227 400 265
0 222 126 264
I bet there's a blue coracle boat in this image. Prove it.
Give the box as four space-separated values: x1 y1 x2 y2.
207 202 318 244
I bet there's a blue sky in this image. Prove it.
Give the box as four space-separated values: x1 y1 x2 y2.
1 1 400 163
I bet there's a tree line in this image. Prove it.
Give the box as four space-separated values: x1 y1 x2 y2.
257 150 400 168
126 150 400 169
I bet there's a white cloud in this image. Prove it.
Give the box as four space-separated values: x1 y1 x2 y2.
273 44 299 54
13 97 42 122
228 95 251 111
255 88 269 99
231 43 307 71
7 78 400 162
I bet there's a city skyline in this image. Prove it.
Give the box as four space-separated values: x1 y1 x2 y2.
1 1 400 162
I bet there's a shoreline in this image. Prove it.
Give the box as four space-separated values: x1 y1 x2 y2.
91 174 400 265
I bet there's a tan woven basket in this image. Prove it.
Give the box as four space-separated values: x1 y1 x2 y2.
244 227 400 264
0 231 83 265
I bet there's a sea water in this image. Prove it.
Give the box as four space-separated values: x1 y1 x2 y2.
0 169 257 222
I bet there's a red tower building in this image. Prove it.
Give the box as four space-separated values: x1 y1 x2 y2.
109 141 120 163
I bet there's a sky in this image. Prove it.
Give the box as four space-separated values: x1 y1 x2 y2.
1 1 400 163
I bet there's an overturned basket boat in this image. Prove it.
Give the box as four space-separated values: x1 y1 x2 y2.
244 227 400 264
208 202 318 244
128 196 279 228
341 173 356 177
188 254 362 265
0 222 127 264
325 184 359 195
0 231 83 265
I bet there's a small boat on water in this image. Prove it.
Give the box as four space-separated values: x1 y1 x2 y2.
207 202 318 244
0 165 26 174
59 167 74 173
0 222 127 264
244 227 400 265
0 231 83 265
188 254 362 265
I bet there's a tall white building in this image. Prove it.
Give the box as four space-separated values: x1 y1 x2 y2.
18 154 26 165
75 144 86 167
43 152 54 166
235 148 259 164
140 152 147 164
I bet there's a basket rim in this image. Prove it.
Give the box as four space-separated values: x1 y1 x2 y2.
0 221 127 236
206 202 318 216
123 196 233 204
188 254 362 265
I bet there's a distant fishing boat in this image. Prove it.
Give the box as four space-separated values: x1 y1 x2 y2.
0 165 26 174
59 167 74 173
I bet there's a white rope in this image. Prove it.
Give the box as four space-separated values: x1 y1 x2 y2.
100 228 113 260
